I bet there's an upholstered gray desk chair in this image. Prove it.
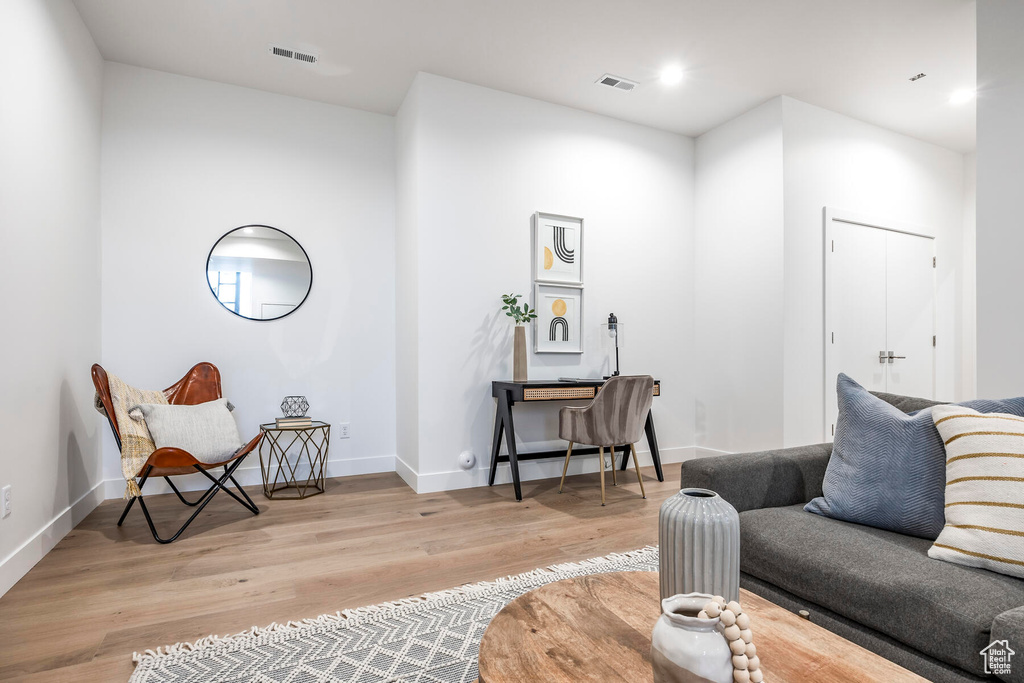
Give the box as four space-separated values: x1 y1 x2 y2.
558 374 654 505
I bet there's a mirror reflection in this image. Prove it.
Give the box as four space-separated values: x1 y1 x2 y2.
206 225 312 321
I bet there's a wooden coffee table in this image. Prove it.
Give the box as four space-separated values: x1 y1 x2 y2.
478 571 926 682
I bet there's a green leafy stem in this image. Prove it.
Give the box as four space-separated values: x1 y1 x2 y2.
501 293 538 326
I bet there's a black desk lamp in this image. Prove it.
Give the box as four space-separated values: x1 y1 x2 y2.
607 312 620 376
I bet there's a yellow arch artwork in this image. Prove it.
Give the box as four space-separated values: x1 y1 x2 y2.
551 299 567 316
543 247 554 270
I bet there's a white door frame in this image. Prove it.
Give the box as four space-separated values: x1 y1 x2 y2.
823 207 937 441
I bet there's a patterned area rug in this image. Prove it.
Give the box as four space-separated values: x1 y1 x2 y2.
130 546 658 682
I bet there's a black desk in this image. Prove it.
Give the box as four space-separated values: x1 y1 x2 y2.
489 379 664 501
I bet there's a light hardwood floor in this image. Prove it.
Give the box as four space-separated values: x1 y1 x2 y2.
0 466 676 682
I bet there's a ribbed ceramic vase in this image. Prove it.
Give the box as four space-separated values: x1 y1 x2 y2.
512 326 528 382
659 488 740 602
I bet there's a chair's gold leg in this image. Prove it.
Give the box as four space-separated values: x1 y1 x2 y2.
559 442 574 493
599 446 606 506
610 446 617 486
631 443 646 499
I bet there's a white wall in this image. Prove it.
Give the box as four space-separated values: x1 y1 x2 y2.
781 97 968 446
396 74 695 492
394 76 422 480
694 96 969 453
0 0 103 596
100 64 397 494
977 0 1024 398
962 152 977 400
694 99 785 454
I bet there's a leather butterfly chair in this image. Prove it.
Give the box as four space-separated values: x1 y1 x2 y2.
92 362 262 543
558 375 654 505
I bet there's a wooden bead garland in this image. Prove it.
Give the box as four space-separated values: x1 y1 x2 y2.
697 596 765 683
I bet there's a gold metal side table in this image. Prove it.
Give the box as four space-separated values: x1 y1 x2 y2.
258 421 330 499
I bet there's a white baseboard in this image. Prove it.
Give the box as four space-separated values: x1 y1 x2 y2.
0 480 106 598
411 445 699 494
395 455 418 492
693 446 733 458
102 455 396 499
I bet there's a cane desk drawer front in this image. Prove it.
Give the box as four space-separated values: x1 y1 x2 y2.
522 383 660 401
524 386 596 401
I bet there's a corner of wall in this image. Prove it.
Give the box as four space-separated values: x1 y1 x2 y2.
961 151 977 400
395 75 422 483
975 0 1024 398
694 98 786 453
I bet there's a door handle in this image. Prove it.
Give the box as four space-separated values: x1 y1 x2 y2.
879 351 906 364
887 351 906 364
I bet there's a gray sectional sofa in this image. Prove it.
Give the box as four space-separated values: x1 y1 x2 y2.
680 391 1024 683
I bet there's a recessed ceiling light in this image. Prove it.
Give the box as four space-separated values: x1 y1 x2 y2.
659 65 685 86
243 227 254 234
949 89 975 105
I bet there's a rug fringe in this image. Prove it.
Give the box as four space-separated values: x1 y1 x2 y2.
131 545 658 669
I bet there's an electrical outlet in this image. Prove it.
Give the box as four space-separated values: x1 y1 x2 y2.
338 423 350 439
1 486 10 519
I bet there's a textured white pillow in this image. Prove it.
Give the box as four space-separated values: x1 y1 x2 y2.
130 398 242 464
930 405 1024 578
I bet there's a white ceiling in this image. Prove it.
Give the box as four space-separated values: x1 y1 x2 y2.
73 0 977 152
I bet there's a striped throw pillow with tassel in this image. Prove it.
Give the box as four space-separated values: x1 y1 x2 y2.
930 405 1024 578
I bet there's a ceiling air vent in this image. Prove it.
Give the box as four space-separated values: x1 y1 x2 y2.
268 44 319 65
596 74 638 92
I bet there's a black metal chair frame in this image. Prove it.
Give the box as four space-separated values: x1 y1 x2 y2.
103 404 260 544
116 459 260 544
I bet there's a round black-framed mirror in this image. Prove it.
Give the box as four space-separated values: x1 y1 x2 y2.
206 225 312 321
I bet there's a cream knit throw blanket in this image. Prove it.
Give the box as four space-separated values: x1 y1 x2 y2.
94 372 168 499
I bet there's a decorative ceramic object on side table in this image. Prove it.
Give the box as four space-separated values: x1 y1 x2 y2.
659 488 741 601
500 293 537 383
651 592 733 683
652 593 765 683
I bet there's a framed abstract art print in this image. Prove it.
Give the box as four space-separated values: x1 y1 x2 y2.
533 212 583 285
534 283 583 353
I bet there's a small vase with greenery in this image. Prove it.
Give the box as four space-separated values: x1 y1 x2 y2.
501 293 538 326
501 293 536 382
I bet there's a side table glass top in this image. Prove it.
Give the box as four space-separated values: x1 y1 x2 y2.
260 421 330 431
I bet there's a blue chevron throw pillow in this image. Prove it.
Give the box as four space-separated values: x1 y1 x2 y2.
805 374 1024 539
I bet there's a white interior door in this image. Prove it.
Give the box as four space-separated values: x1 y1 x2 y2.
885 230 936 399
824 211 935 439
825 221 888 437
